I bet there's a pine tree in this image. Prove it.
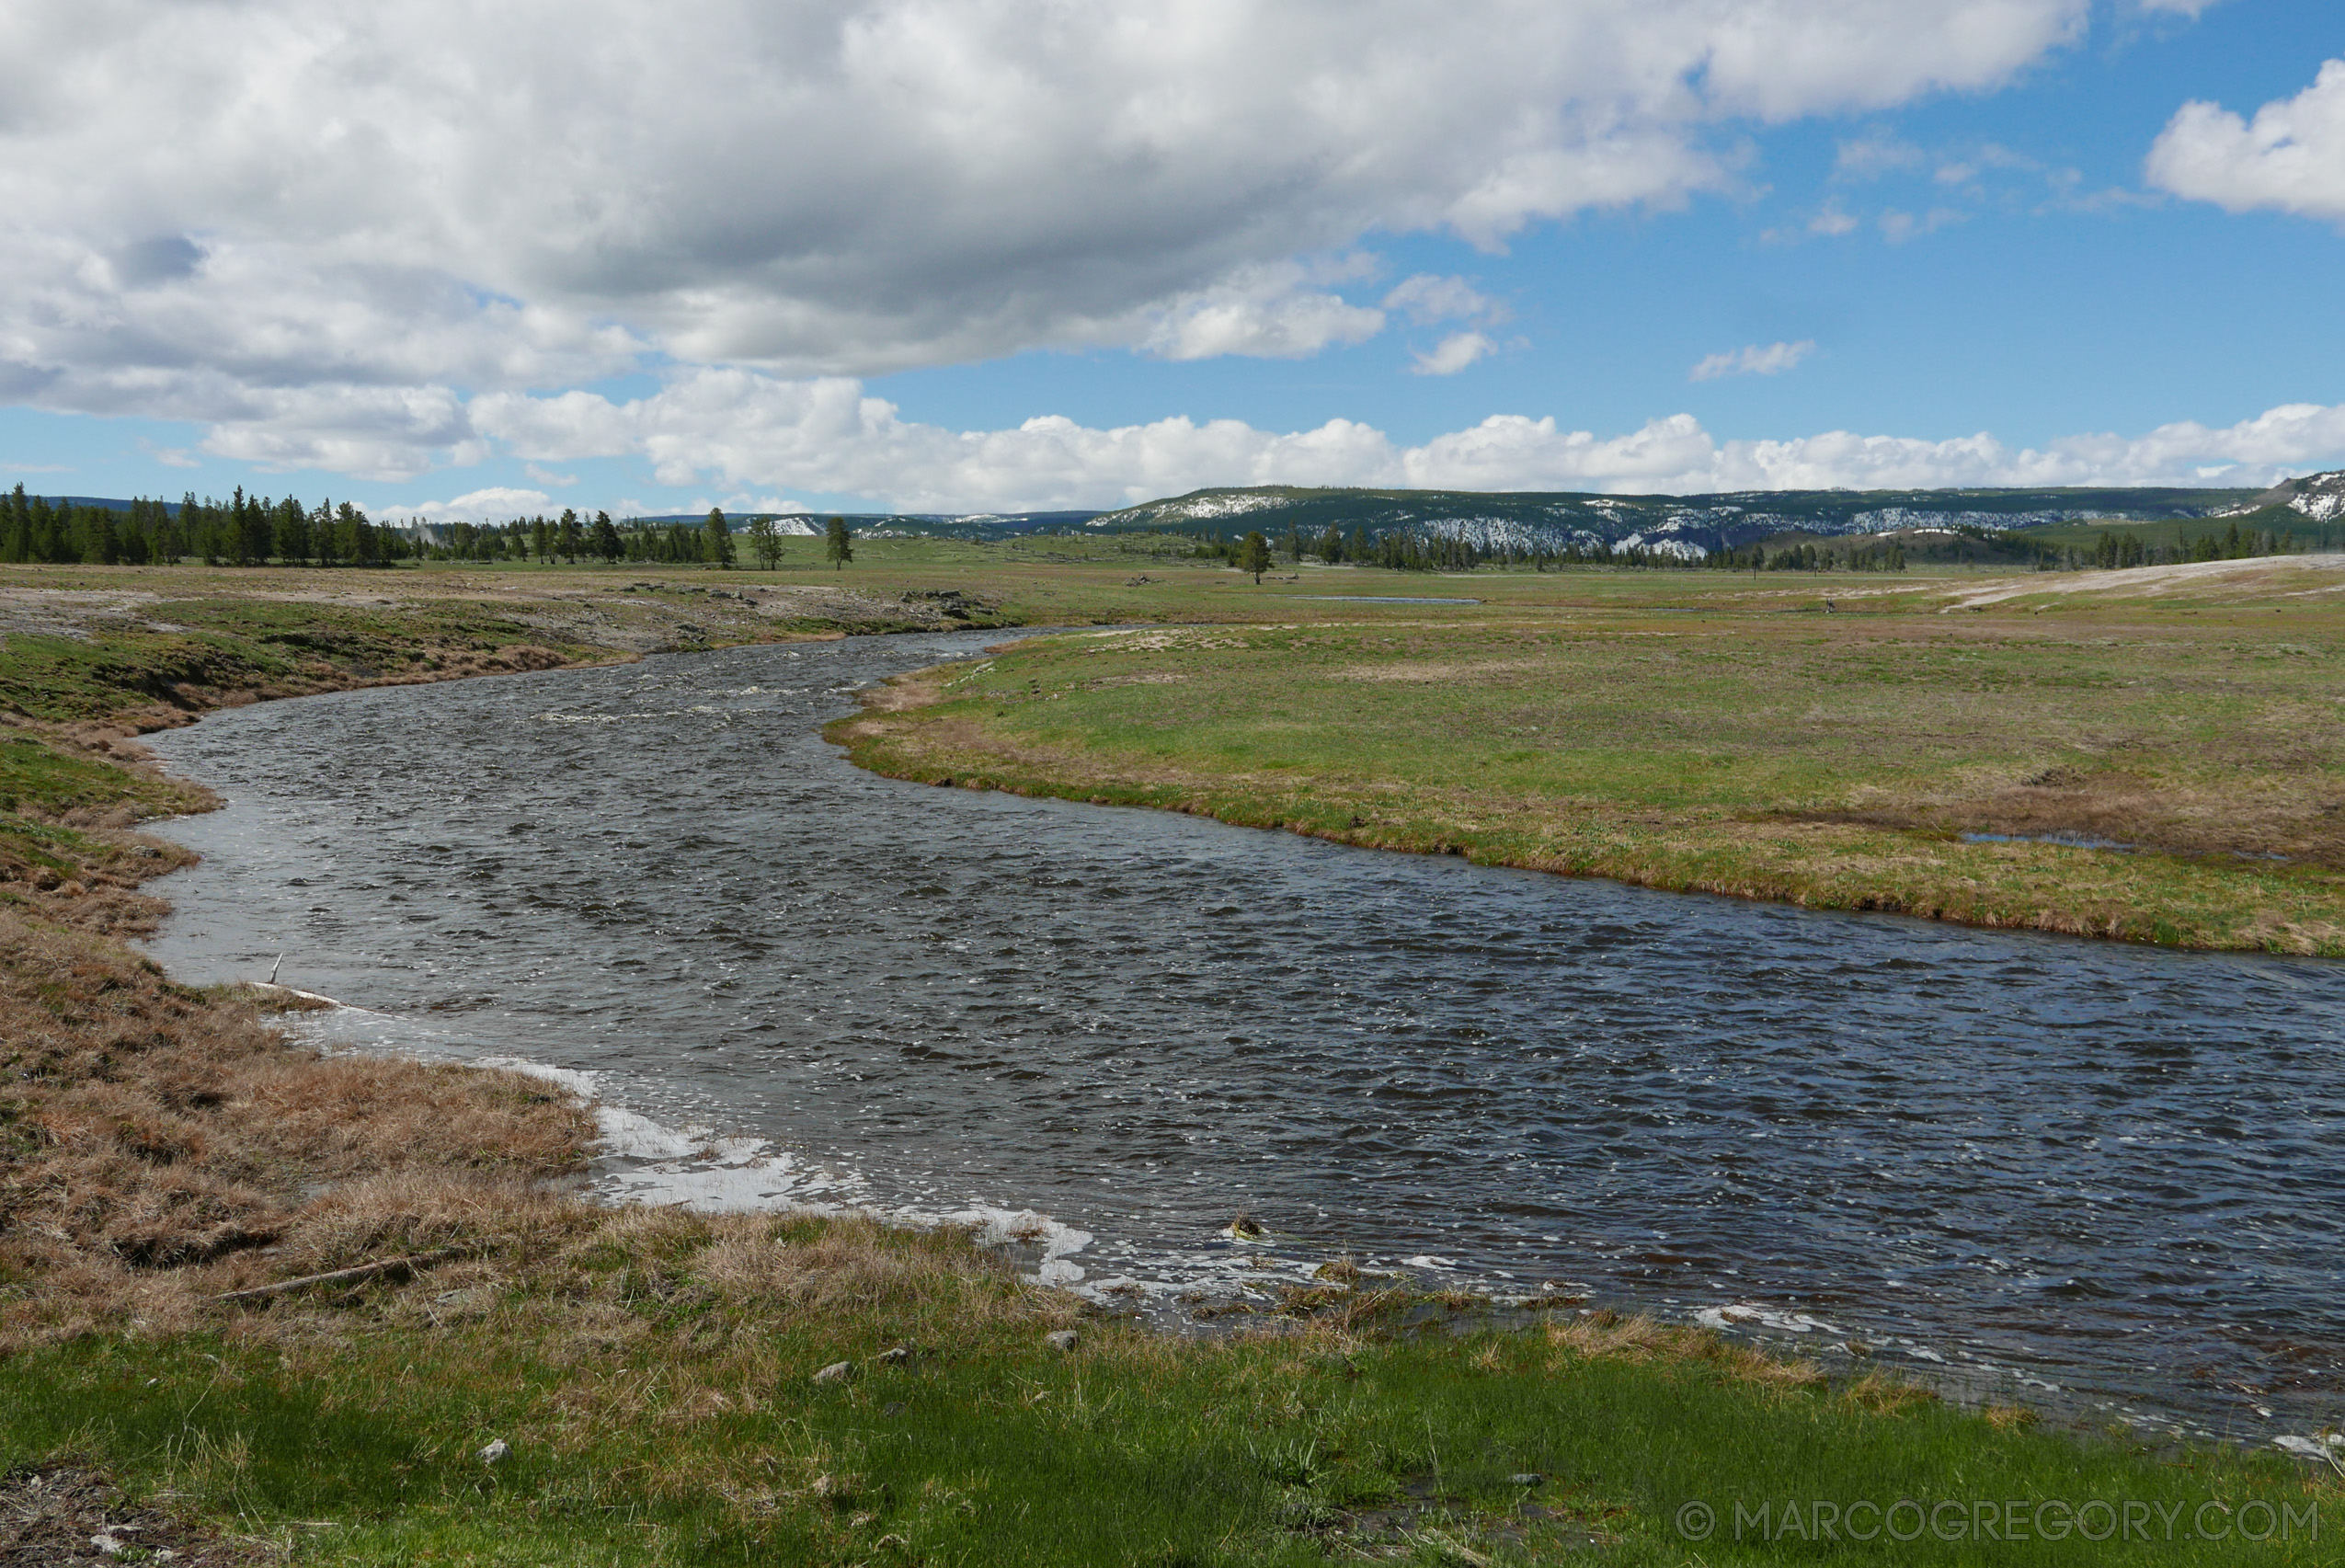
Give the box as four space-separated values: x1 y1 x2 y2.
704 508 736 568
825 515 853 570
1237 530 1273 583
748 516 783 569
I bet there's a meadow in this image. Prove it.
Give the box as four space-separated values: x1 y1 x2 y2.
3 549 2341 1561
832 550 2345 955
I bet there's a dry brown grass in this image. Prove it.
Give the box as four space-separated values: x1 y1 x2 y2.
0 894 596 1345
1544 1311 1829 1393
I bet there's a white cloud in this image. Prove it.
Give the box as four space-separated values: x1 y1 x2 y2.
715 497 816 519
1808 202 1860 236
0 0 2094 460
196 384 488 482
524 464 578 487
1411 333 1497 376
398 487 555 523
1688 340 1814 382
1836 133 1927 179
1879 206 1966 242
1382 275 1500 326
2147 59 2345 223
1137 264 1386 361
457 368 2345 511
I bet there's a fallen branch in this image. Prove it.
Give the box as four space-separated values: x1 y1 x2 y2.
213 1246 467 1304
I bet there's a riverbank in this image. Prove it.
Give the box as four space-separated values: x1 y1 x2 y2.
831 555 2345 956
3 567 2335 1562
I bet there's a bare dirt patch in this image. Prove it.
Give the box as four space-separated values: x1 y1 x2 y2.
1 1468 279 1566
1942 554 2345 611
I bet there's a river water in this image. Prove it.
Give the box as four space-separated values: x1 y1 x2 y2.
139 629 2345 1445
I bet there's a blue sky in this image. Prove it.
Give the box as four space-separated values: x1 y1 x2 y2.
2 1 2340 518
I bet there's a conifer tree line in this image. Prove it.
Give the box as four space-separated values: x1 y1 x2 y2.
0 489 843 569
2070 519 2328 570
0 486 410 567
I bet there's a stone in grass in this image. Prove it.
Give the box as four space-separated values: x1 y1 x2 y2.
813 1360 857 1385
478 1438 509 1466
1045 1329 1081 1353
1509 1472 1544 1488
876 1346 911 1365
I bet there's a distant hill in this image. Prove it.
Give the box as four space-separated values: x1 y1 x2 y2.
634 509 1104 538
2245 469 2345 523
1087 483 2266 557
5 494 188 516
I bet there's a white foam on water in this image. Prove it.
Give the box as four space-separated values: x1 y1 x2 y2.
1697 1301 1841 1335
2272 1434 2345 1460
475 1057 868 1215
259 999 2328 1433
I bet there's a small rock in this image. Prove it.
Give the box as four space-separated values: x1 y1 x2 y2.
1045 1329 1080 1353
813 1359 856 1385
875 1345 910 1365
477 1438 509 1465
90 1536 123 1558
1509 1472 1545 1488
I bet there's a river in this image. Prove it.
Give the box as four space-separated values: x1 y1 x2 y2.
138 628 2345 1446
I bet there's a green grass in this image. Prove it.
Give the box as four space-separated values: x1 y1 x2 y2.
833 561 2345 954
3 1263 2328 1565
0 728 194 817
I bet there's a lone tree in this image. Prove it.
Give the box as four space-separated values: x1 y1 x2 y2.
747 515 784 570
1238 530 1273 583
826 515 853 570
704 507 737 568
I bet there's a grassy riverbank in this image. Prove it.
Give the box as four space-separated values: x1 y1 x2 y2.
2 560 2338 1562
833 554 2345 955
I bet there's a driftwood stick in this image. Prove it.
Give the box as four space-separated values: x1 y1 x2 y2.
213 1246 466 1304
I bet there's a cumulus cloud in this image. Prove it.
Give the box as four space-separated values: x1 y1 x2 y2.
1688 340 1814 381
0 0 2094 463
1411 333 1498 376
455 368 2345 512
2148 59 2345 223
396 488 557 524
1137 264 1386 361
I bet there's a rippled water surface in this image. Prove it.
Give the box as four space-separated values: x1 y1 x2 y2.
141 631 2345 1439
